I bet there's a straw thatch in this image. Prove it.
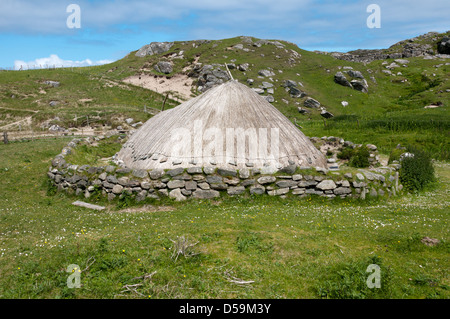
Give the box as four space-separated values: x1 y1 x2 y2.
116 80 327 170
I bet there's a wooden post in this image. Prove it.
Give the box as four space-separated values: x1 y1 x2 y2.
161 93 169 112
3 131 9 144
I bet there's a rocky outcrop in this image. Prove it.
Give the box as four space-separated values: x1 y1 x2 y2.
438 36 450 54
319 32 449 63
154 61 173 74
334 72 352 88
188 64 231 92
135 42 174 57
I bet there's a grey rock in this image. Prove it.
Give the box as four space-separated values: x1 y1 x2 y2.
320 109 334 118
258 69 275 77
250 185 265 195
316 180 337 190
257 176 276 184
141 181 152 190
206 175 222 184
118 176 130 186
263 95 275 103
353 181 367 188
167 167 184 177
276 180 298 188
334 187 351 195
223 177 240 185
289 86 306 98
167 180 185 189
334 72 353 88
112 184 124 195
210 183 228 190
135 42 174 57
227 186 246 195
438 36 450 54
268 188 289 196
350 79 368 93
304 97 321 108
192 189 220 199
44 81 60 88
298 107 310 114
106 175 118 184
238 168 250 179
203 167 216 174
149 169 165 179
292 188 306 195
169 188 187 201
238 63 249 71
187 167 203 174
241 179 255 187
217 168 237 177
279 164 297 175
198 182 211 190
132 169 148 179
347 70 365 79
154 61 173 74
185 181 198 191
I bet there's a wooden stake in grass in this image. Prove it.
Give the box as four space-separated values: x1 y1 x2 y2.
161 93 169 112
3 132 8 144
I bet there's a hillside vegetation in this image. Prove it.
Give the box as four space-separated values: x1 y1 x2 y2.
0 32 449 160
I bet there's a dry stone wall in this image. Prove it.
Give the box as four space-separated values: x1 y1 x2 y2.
48 138 404 203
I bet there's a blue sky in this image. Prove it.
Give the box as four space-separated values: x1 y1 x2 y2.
0 0 449 69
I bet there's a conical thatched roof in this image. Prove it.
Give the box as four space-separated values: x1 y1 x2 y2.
116 80 327 170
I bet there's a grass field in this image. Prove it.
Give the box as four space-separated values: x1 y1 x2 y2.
0 138 448 299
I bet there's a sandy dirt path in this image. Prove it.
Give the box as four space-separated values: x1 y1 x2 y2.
123 74 194 101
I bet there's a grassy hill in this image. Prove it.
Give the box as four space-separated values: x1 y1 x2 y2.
0 33 449 159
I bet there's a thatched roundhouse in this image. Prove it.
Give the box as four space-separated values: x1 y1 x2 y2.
116 80 327 171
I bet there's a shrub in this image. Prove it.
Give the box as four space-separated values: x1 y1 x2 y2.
337 147 355 160
399 145 435 192
388 148 405 164
337 146 370 168
349 147 370 168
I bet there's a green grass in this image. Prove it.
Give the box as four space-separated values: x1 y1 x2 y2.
0 138 448 299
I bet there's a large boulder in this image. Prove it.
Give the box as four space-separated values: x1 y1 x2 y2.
350 79 369 93
438 36 450 54
334 72 353 88
347 70 365 79
135 42 174 57
154 61 173 74
304 97 321 108
258 69 275 77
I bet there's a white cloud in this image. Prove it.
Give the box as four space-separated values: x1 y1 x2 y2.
13 54 114 70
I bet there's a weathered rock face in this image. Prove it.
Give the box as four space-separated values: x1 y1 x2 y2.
438 37 450 54
304 97 321 108
189 64 231 92
135 42 174 57
154 61 173 74
350 79 368 93
322 32 447 62
334 72 353 88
